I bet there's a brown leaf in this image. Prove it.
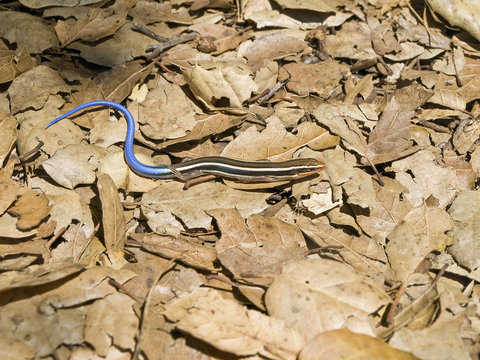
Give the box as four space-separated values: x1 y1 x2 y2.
386 198 454 282
184 63 258 109
208 209 307 285
97 173 126 252
163 287 306 359
84 293 138 356
0 261 85 292
299 329 418 360
366 97 415 164
96 60 155 103
447 190 480 271
312 103 369 160
0 11 58 54
55 8 127 47
244 32 307 71
284 61 349 97
130 233 218 271
265 259 391 340
8 65 69 113
355 177 413 241
297 216 387 277
0 114 17 165
139 81 199 140
8 189 50 230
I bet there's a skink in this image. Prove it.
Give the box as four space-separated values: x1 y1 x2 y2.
46 100 324 182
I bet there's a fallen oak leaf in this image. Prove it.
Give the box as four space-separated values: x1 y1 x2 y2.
163 287 306 359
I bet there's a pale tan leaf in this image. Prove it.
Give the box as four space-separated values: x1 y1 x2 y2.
8 65 68 112
30 177 95 238
222 116 332 161
69 23 152 67
429 89 466 110
0 114 17 164
355 177 413 241
265 259 391 340
387 150 460 208
0 296 84 357
183 63 258 109
97 173 126 252
0 51 16 84
0 213 36 238
447 190 480 270
325 21 376 60
0 11 58 54
55 8 127 47
312 103 368 158
283 60 350 97
163 288 306 359
42 144 107 189
8 189 50 230
98 60 155 103
97 150 158 193
130 233 218 271
297 216 387 277
386 199 454 282
0 178 21 216
427 0 480 42
0 261 85 292
141 181 272 233
243 32 307 71
366 98 415 164
0 338 35 360
208 208 307 284
323 149 376 209
84 293 138 356
299 329 418 360
138 81 199 140
453 117 480 154
389 309 469 359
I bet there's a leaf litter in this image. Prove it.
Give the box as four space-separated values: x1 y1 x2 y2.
0 0 480 359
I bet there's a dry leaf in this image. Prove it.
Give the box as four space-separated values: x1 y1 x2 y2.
243 32 307 71
299 329 418 360
130 233 218 271
138 80 199 140
0 261 85 292
389 309 469 359
97 173 126 252
208 208 308 284
55 8 127 47
265 259 391 340
141 181 272 232
84 293 138 356
355 177 413 241
184 63 258 109
97 150 158 193
69 22 151 67
447 190 480 270
8 189 50 230
42 144 107 189
222 116 333 160
30 177 95 238
0 114 17 165
163 287 306 359
0 11 58 54
284 60 349 97
387 150 460 208
8 65 69 112
297 216 387 277
366 97 415 164
427 0 480 42
386 198 454 282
